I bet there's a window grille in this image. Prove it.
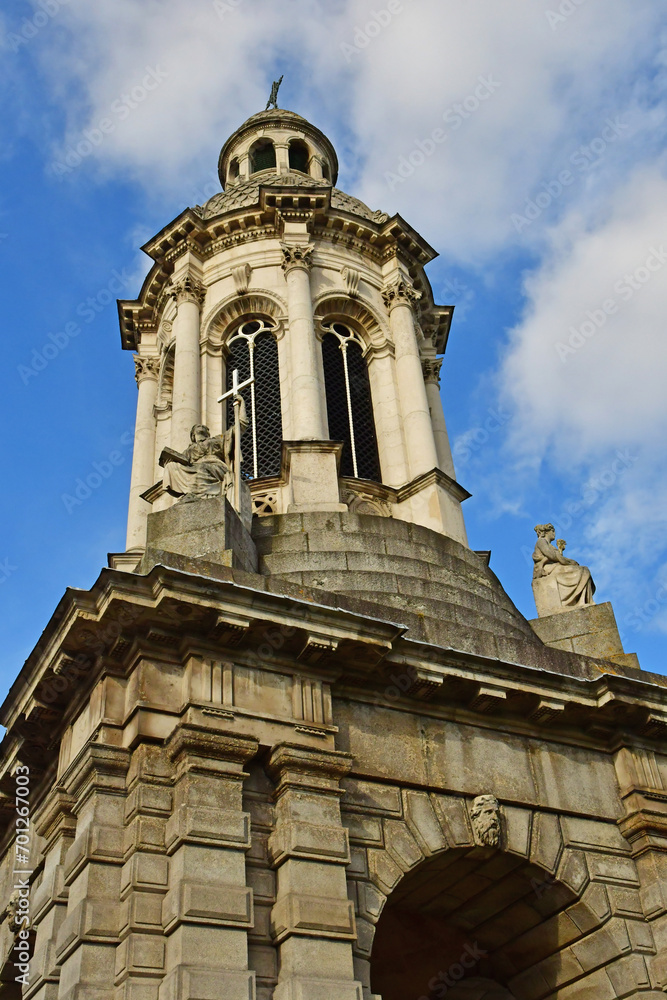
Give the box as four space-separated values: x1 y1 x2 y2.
226 320 282 478
322 323 381 481
250 141 276 174
288 140 309 173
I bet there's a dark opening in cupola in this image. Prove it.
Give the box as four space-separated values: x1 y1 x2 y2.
250 139 276 174
288 139 310 174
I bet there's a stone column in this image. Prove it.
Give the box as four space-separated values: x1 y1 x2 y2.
422 358 456 480
160 724 259 1000
366 346 409 488
281 243 327 441
126 356 160 551
383 279 438 481
55 744 131 1000
170 276 205 451
28 792 76 1000
275 144 290 174
268 744 362 1000
204 348 224 437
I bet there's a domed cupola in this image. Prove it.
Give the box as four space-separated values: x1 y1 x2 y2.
218 108 339 188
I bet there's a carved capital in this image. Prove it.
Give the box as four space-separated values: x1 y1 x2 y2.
232 262 252 296
280 242 314 274
382 278 422 311
133 355 161 385
170 275 206 307
421 358 443 384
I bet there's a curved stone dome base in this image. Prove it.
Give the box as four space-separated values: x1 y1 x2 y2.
253 511 543 661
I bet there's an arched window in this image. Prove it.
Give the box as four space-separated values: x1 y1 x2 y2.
288 139 309 174
322 160 331 182
225 320 282 479
322 322 380 481
228 158 240 185
250 140 276 174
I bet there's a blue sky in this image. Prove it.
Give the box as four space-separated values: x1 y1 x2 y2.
1 0 666 690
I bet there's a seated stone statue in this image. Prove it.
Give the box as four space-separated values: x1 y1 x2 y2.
532 523 595 617
162 401 247 503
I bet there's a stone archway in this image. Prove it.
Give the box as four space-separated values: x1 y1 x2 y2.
344 791 657 999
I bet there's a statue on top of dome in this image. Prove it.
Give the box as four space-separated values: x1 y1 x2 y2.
265 75 284 111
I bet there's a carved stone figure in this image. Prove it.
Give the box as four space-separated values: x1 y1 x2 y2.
265 75 284 111
532 523 595 617
471 794 501 847
162 401 247 503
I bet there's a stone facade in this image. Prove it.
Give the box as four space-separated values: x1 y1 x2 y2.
1 107 666 999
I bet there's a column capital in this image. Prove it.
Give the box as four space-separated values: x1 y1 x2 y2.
169 274 206 307
382 277 422 311
422 357 443 384
268 743 354 795
166 723 259 773
133 355 160 385
280 242 314 274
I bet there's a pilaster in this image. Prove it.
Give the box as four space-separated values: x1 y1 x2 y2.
421 357 456 480
26 792 77 1000
268 744 362 1000
158 725 259 1000
55 744 131 1000
115 744 172 1000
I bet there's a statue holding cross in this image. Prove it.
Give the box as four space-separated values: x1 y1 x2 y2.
265 75 284 111
159 369 252 515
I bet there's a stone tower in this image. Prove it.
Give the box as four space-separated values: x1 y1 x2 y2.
1 106 667 1000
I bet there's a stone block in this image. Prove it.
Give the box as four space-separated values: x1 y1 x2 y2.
165 806 251 852
605 954 652 996
503 806 532 858
570 917 631 972
340 779 402 817
121 854 169 897
383 820 423 872
142 496 258 574
158 967 255 1000
403 790 448 856
273 978 362 1000
64 825 125 883
341 812 384 847
120 892 164 934
530 812 563 874
162 882 253 931
367 849 403 894
431 795 474 848
557 850 590 897
271 893 356 941
115 933 166 980
530 602 634 664
587 854 640 887
269 821 350 866
560 816 630 855
56 899 121 960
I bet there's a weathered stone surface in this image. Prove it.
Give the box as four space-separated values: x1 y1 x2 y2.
141 496 257 574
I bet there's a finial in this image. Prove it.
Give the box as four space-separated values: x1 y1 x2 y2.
266 75 284 111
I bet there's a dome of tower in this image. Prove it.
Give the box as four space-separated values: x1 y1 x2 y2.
217 107 339 189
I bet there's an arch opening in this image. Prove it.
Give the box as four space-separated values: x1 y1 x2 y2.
369 847 582 1000
250 139 276 174
225 318 282 479
288 138 310 174
322 321 380 481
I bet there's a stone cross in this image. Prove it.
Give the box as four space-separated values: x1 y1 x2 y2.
218 369 255 513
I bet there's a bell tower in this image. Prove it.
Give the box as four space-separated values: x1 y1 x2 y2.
1 97 665 1000
118 105 468 568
